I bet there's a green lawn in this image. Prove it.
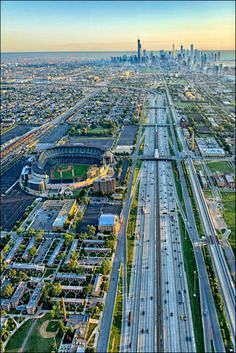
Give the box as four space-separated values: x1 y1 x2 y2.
108 269 123 353
53 163 89 179
127 183 139 293
207 161 234 174
6 314 63 353
46 320 59 332
24 315 63 353
221 192 235 250
5 320 33 352
86 323 97 340
178 215 205 353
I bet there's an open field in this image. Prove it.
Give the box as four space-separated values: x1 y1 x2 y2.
6 320 33 352
221 192 235 249
52 163 89 180
6 315 63 353
207 161 234 174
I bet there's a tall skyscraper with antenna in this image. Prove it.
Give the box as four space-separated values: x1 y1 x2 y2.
137 38 142 64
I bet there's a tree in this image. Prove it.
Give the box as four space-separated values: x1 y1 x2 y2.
101 260 111 275
35 230 44 242
3 284 14 298
64 233 74 247
3 245 10 254
84 284 93 296
59 321 68 335
29 246 37 257
64 219 70 230
101 281 108 292
87 225 96 237
52 283 62 297
8 269 16 279
17 271 29 282
28 228 36 236
50 301 62 319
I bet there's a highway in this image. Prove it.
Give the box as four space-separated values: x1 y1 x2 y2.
120 93 196 353
165 79 227 352
166 80 235 347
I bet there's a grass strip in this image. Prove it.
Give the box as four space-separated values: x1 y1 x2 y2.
182 161 204 236
127 183 140 293
108 266 123 353
202 246 233 352
178 214 205 353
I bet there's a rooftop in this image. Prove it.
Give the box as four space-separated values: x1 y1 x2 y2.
98 213 117 226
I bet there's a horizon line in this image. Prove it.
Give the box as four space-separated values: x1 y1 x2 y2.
2 49 235 54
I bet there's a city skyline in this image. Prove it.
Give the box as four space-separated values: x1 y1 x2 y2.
1 0 235 52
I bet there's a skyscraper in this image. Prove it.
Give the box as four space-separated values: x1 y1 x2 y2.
137 38 142 64
190 44 194 52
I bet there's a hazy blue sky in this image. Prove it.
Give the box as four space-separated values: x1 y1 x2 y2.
1 1 235 51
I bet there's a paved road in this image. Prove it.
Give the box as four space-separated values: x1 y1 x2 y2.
96 119 142 353
120 93 196 353
165 79 226 352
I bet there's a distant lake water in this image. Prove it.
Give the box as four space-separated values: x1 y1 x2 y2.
1 50 235 66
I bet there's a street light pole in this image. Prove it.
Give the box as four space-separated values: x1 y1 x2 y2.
193 270 197 297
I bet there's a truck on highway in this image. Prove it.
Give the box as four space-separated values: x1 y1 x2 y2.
128 311 133 326
178 291 183 304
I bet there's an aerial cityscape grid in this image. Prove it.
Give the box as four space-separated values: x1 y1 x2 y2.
0 1 235 353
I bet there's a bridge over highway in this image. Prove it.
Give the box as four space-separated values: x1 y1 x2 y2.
139 155 175 161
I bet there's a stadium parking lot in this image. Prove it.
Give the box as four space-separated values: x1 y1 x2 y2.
39 123 69 143
0 125 33 146
68 136 114 150
117 125 138 146
0 183 36 231
0 157 26 194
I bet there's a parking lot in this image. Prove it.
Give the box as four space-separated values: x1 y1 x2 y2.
117 125 138 146
68 136 114 150
78 202 122 232
39 123 69 143
0 125 33 146
30 206 59 232
0 157 26 194
0 183 36 231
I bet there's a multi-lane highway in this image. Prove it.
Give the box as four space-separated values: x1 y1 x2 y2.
165 79 231 352
120 93 196 353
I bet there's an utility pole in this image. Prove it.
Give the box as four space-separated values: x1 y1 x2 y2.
193 270 197 297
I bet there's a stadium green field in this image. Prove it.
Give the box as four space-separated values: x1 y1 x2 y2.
53 163 89 179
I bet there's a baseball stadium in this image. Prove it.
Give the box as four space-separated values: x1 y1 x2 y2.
20 144 114 195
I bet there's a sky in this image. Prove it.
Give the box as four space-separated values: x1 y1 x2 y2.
1 1 235 52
